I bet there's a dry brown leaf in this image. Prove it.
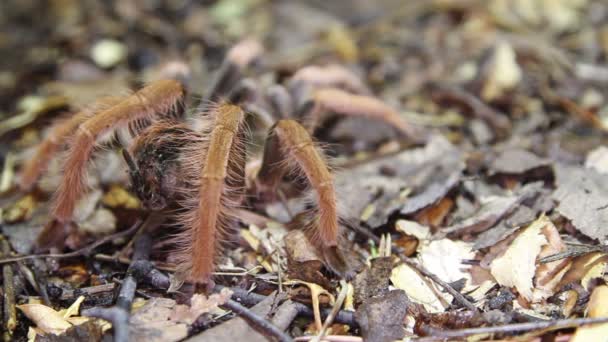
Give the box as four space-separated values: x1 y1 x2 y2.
170 288 232 324
533 218 570 301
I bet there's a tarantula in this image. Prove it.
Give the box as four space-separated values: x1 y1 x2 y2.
18 39 422 289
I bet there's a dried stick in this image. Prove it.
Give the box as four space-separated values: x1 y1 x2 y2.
82 232 152 342
1 236 16 341
176 104 247 286
52 79 184 222
18 97 122 191
313 280 349 342
345 222 477 311
416 316 608 341
306 88 425 142
221 299 294 342
257 119 339 247
431 84 511 134
0 220 141 264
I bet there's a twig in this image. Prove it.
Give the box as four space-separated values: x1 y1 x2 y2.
82 232 152 342
398 257 477 312
1 236 17 341
296 336 362 342
222 286 358 328
345 222 477 311
221 299 294 342
431 84 511 134
59 283 117 301
415 316 608 341
313 280 349 342
0 220 141 264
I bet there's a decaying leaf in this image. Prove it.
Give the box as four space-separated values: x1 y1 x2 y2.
171 288 232 325
355 290 409 342
354 256 392 304
130 298 188 342
585 146 608 174
490 214 567 302
489 148 550 175
553 164 608 241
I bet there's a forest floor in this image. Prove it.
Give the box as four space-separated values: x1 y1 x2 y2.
1 1 608 341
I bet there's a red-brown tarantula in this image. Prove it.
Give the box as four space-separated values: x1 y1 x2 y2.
18 39 422 289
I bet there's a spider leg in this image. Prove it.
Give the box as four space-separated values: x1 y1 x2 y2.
200 39 263 108
176 103 248 287
51 79 185 223
257 119 340 247
299 87 428 143
18 96 122 191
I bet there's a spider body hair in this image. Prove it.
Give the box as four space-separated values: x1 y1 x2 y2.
174 103 248 286
128 121 200 211
51 79 185 223
257 119 339 247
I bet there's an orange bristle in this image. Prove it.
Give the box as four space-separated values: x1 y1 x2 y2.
51 80 185 223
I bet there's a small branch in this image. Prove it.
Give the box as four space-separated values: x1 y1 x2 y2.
0 220 141 264
346 222 477 312
222 286 358 328
81 306 130 342
82 232 152 342
313 280 349 342
221 299 294 342
1 236 17 341
59 283 117 301
415 316 608 341
399 256 478 312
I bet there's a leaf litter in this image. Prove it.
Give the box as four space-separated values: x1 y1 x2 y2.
2 1 608 341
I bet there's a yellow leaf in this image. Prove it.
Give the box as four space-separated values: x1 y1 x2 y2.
571 285 608 341
391 263 448 313
17 304 72 335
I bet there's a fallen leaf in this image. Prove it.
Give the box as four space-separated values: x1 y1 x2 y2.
489 148 549 175
17 304 73 335
130 298 188 342
171 288 232 325
481 41 522 101
419 239 475 284
552 164 608 241
391 263 449 313
490 215 549 301
355 290 409 342
571 285 608 341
